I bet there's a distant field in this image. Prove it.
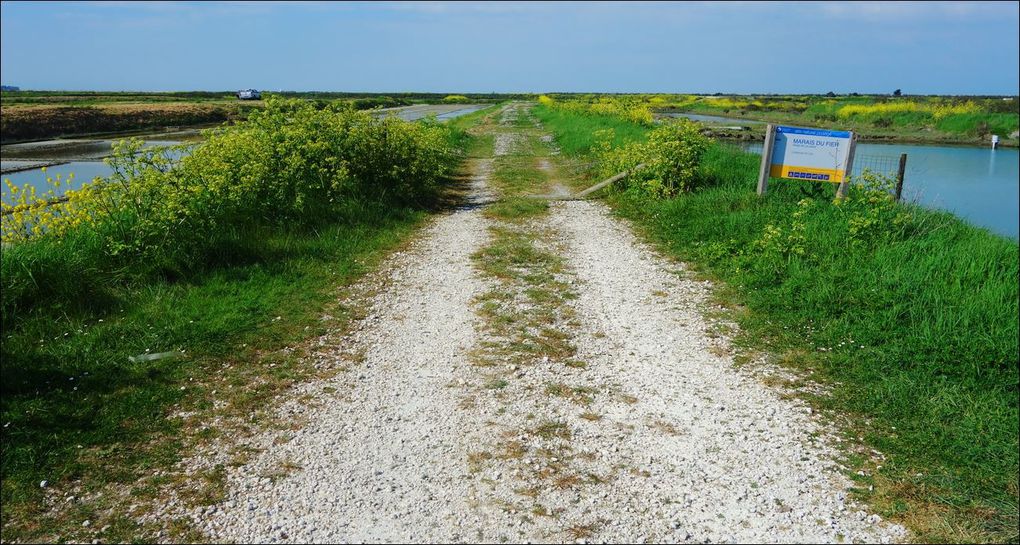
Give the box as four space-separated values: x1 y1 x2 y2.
650 94 1019 146
0 101 253 143
3 91 1017 146
0 91 520 143
533 93 1019 146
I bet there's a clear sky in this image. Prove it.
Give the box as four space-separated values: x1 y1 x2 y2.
1 1 1018 95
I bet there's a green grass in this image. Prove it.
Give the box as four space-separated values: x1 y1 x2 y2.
492 158 547 195
539 105 1019 543
446 103 501 133
532 105 649 155
0 104 489 542
0 205 427 542
935 112 1019 137
485 196 549 221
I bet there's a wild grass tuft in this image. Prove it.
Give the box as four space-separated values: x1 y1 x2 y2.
484 197 549 221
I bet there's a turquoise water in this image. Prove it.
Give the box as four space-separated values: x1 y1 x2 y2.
739 141 1019 239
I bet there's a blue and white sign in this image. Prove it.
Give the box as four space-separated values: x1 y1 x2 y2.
769 125 854 183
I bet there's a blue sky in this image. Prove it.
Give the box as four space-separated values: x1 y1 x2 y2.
1 1 1018 94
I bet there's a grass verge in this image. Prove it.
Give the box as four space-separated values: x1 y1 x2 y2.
1 207 427 542
535 104 1019 543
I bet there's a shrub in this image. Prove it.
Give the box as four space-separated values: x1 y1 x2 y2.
1 97 458 320
593 119 711 197
837 100 982 121
743 170 915 278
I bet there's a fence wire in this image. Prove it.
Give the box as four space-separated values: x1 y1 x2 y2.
851 154 901 177
733 141 913 182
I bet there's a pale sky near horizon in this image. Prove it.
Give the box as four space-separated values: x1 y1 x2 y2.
1 1 1018 95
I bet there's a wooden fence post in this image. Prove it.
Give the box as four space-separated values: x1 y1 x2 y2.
756 124 776 196
894 153 907 201
835 132 858 200
574 163 646 199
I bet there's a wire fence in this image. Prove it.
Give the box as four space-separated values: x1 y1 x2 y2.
851 154 903 177
734 142 910 179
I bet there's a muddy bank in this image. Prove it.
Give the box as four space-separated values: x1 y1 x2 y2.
0 103 251 144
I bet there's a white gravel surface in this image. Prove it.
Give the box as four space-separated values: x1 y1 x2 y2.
186 162 498 543
177 109 905 544
539 201 906 543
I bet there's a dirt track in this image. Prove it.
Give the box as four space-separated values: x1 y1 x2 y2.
169 103 906 544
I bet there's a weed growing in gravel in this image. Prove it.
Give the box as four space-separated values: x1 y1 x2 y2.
465 105 623 539
544 383 595 405
467 451 494 473
484 196 549 221
498 440 527 460
485 378 509 390
566 522 600 540
533 421 572 441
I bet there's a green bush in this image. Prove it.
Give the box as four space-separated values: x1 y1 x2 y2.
2 97 459 325
593 118 710 197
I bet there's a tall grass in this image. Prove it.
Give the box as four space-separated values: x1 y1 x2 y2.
533 103 648 154
837 100 981 119
936 112 1019 136
539 104 1019 542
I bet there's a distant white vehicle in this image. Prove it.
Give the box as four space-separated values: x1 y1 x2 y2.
237 89 261 100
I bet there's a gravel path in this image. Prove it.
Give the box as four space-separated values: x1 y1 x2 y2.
191 162 497 543
183 110 906 543
542 201 905 543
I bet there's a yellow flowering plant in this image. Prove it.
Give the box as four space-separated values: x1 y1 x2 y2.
2 97 457 267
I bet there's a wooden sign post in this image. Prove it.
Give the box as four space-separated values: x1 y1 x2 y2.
834 132 858 200
756 124 776 196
